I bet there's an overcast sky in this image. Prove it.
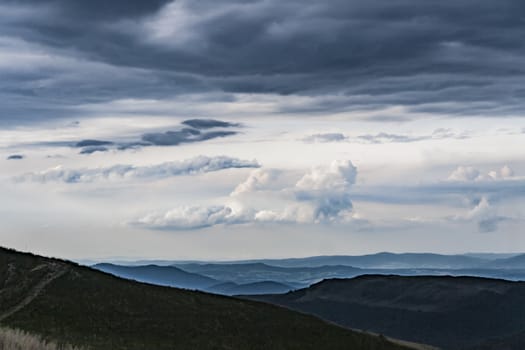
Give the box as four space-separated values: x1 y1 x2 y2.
1 0 525 260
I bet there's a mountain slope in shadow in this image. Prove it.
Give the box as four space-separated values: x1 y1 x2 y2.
245 275 525 350
0 247 411 350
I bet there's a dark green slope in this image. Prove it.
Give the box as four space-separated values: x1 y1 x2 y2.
0 247 409 350
246 275 525 350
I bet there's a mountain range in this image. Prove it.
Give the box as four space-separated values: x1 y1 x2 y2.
90 253 525 295
0 246 414 350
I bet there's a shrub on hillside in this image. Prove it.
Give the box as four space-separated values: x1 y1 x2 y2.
0 328 82 350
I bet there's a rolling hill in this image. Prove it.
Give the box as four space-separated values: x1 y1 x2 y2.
484 254 525 269
0 247 412 350
246 275 525 350
175 262 363 288
93 263 218 290
207 281 293 295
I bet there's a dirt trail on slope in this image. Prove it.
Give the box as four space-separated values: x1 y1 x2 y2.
0 263 69 323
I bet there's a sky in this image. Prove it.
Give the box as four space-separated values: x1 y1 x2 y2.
1 0 525 260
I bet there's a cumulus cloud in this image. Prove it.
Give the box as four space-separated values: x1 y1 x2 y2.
447 166 481 182
455 197 509 233
295 160 356 191
253 205 316 224
137 160 359 230
16 156 259 183
135 205 250 230
230 169 281 196
442 166 519 232
448 165 516 182
293 160 357 222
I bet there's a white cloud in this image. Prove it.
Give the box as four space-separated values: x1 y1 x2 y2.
254 205 316 224
135 205 250 230
292 160 357 223
447 166 481 181
16 156 260 183
136 160 359 230
446 196 513 233
230 169 280 196
448 165 516 182
301 129 469 145
295 160 356 191
488 165 514 180
460 197 506 233
302 133 347 143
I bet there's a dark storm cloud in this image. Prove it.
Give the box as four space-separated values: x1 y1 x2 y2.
79 146 109 155
181 119 241 129
75 140 114 148
3 0 525 124
140 119 240 146
7 155 24 160
141 129 238 146
67 119 240 151
478 216 508 233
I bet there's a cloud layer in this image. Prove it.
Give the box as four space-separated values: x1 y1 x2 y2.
4 0 525 123
16 156 260 183
302 129 468 144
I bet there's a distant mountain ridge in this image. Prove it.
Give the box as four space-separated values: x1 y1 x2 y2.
95 252 524 269
175 262 363 287
241 252 486 268
93 263 218 290
92 253 525 295
484 253 525 269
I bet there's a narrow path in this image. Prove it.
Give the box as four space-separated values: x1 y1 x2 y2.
351 328 441 350
0 263 69 323
387 337 441 350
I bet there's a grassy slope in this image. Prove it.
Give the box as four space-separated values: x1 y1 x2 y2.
0 248 409 350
